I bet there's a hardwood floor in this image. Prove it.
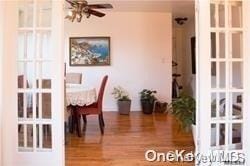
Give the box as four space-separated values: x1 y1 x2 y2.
65 112 194 166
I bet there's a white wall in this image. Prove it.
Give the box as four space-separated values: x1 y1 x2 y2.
173 19 195 98
173 27 185 89
64 12 172 111
184 19 196 97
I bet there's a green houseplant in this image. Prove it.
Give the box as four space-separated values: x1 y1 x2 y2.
112 86 131 115
140 89 157 114
170 94 220 146
169 94 196 131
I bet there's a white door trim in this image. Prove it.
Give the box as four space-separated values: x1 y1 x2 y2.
51 1 65 165
243 1 250 164
2 1 18 164
196 0 211 155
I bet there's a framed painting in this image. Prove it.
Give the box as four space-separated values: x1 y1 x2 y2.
69 37 110 66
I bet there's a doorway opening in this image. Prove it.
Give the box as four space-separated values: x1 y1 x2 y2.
64 1 196 165
1 0 248 165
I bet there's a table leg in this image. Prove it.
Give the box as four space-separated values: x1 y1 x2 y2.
67 105 82 137
64 122 68 145
82 115 87 131
68 105 74 134
69 115 74 133
72 106 81 137
76 114 82 137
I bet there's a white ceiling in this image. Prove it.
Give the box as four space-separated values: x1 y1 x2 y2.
87 0 195 18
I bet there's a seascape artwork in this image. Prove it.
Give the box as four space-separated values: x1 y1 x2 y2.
69 37 110 66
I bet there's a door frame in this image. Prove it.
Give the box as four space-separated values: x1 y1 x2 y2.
2 0 250 165
243 1 250 164
195 0 211 155
0 1 4 164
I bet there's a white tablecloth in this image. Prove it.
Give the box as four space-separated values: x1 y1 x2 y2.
66 84 97 106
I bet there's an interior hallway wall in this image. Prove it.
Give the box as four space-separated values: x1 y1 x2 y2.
173 19 195 98
172 27 185 88
184 19 196 97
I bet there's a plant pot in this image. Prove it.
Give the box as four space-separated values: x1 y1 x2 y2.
118 100 131 115
141 99 154 114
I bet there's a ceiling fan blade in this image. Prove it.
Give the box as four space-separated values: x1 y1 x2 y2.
88 9 105 17
88 4 113 9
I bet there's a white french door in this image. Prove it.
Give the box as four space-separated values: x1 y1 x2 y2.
196 0 250 165
2 0 64 165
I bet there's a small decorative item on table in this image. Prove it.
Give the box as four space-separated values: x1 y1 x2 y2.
112 86 131 115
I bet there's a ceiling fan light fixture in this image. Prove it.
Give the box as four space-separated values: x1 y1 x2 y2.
68 10 73 17
65 0 113 22
76 13 82 22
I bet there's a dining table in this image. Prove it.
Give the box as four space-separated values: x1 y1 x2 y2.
66 84 97 135
66 84 97 107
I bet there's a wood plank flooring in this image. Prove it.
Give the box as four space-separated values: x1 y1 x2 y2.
65 112 194 166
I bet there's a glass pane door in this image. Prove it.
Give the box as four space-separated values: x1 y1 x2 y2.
17 0 53 152
209 0 243 151
197 0 250 165
2 0 64 165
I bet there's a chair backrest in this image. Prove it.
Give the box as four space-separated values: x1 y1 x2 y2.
66 73 82 84
40 79 52 118
18 75 29 88
18 75 24 88
97 75 108 111
18 75 29 117
18 75 24 116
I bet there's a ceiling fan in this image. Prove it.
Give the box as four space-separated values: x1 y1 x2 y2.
65 0 113 22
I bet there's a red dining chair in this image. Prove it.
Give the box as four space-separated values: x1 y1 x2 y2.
75 75 108 136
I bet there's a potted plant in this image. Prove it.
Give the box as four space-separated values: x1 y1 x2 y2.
169 94 217 146
168 94 197 144
112 86 131 115
169 94 196 131
140 89 157 114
